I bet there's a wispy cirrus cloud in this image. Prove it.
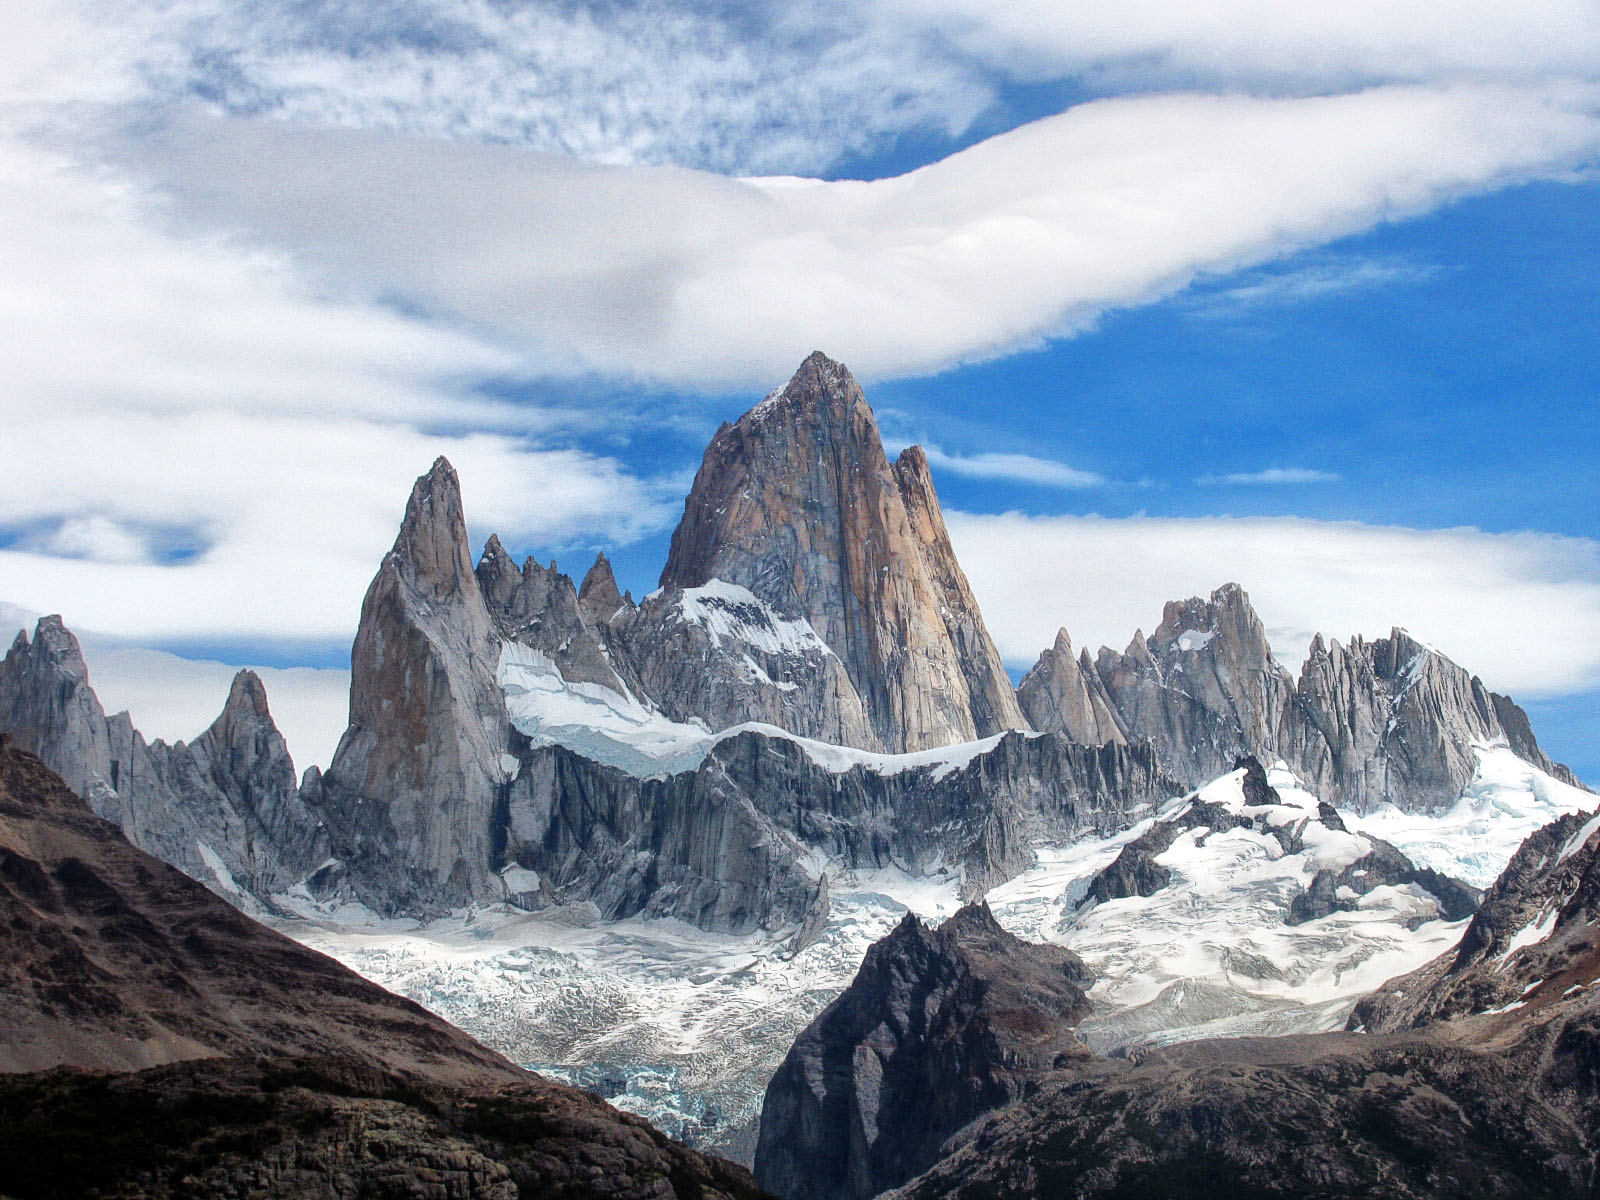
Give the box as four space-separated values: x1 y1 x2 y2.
1197 467 1343 486
890 442 1106 488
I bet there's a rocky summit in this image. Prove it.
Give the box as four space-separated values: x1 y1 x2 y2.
0 349 1594 1199
1021 582 1579 811
659 351 1027 752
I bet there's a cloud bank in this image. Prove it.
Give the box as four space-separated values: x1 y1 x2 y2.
103 82 1600 388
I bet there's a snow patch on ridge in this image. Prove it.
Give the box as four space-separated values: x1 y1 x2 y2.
677 580 835 659
497 640 1028 782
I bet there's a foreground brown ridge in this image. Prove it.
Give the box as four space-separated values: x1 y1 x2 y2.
0 737 767 1200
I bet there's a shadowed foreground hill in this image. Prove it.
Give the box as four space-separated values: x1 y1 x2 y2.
0 737 768 1200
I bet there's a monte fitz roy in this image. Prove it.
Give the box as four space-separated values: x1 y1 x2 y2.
2 352 1598 1197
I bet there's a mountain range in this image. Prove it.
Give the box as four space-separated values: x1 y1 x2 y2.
1 351 1594 1195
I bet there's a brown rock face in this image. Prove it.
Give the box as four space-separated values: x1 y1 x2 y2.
0 742 768 1200
660 352 1026 752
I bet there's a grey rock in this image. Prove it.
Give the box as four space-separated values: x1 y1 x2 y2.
313 456 513 915
754 903 1093 1200
500 729 1181 934
1017 629 1127 747
1029 584 1584 812
0 617 327 904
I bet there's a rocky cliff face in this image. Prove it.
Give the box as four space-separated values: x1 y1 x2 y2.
754 903 1093 1200
1023 584 1581 812
312 457 513 915
1351 805 1600 1034
0 617 327 904
761 791 1600 1200
659 352 1026 752
499 730 1180 934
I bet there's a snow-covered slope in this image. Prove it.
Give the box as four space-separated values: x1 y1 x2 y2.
989 764 1468 1049
274 745 1591 1161
1350 743 1595 888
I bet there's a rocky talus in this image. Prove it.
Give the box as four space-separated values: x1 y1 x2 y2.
658 351 1026 752
1021 583 1581 812
755 903 1094 1200
0 617 328 904
0 740 766 1200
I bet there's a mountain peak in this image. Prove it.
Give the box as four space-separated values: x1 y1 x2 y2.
391 457 474 598
745 351 868 429
578 551 626 625
659 353 1024 751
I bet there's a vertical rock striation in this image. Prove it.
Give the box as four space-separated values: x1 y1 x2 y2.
0 618 326 902
312 457 512 913
1022 583 1582 812
658 351 1026 752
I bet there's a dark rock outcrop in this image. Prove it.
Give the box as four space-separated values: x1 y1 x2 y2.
502 730 1181 933
775 797 1600 1200
754 903 1092 1200
1352 805 1600 1033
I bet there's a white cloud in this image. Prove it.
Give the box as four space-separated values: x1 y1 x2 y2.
0 130 681 647
4 0 992 176
1197 468 1342 486
1186 256 1441 315
105 82 1600 388
880 0 1600 90
945 511 1600 697
891 443 1105 488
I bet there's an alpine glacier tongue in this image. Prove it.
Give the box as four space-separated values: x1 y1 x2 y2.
658 351 1026 752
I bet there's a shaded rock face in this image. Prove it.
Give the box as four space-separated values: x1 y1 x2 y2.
659 352 1026 752
1282 627 1578 812
754 903 1093 1200
502 731 1180 934
0 743 767 1200
890 1032 1593 1200
313 457 513 915
0 618 327 903
1024 584 1581 813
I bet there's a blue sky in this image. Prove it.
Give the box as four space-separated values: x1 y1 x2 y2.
1 0 1597 777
